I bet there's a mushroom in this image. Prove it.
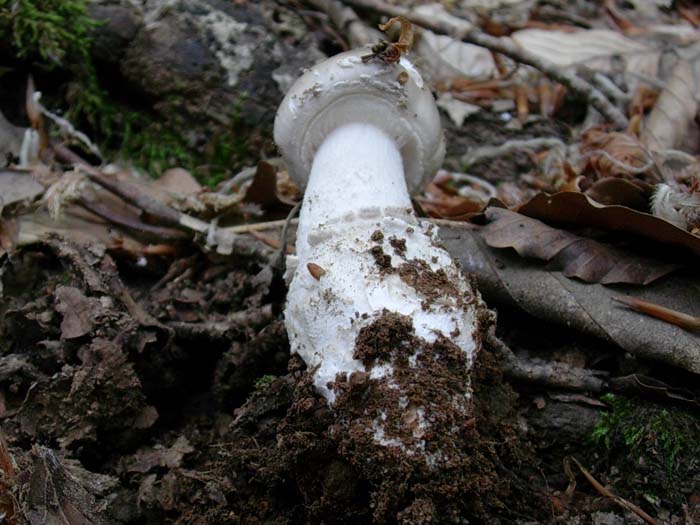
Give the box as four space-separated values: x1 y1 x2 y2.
274 47 488 466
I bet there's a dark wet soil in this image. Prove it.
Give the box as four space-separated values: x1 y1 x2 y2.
0 238 697 524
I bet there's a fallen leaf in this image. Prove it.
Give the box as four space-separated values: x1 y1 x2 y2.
0 169 44 209
243 161 295 216
584 177 652 211
123 436 194 474
54 286 102 339
154 167 202 195
417 182 485 220
482 208 679 284
24 446 121 525
642 59 699 154
440 223 700 374
579 128 655 180
510 28 658 83
517 191 700 256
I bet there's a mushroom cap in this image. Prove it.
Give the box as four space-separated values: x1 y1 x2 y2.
274 48 445 195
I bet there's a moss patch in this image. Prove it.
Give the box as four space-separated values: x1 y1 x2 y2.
591 394 700 509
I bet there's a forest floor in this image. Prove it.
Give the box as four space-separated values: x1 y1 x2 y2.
1 1 700 524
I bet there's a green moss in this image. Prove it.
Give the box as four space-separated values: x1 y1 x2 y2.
1 0 252 186
0 0 98 67
254 375 277 391
591 394 700 509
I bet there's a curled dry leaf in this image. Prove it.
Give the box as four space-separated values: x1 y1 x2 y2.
584 177 652 211
642 59 698 154
242 160 296 216
482 207 679 285
440 224 700 374
579 128 656 180
517 191 700 256
416 182 485 220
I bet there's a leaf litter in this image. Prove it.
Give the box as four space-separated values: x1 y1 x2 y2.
1 0 700 523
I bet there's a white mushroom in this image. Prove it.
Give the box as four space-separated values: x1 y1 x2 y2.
274 48 488 464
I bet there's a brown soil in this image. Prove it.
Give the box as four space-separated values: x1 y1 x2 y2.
0 238 696 524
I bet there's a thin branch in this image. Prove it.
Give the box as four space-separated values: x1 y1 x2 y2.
568 457 658 525
342 0 629 127
461 137 566 167
306 0 382 46
613 295 700 332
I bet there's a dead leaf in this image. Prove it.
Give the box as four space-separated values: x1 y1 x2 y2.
0 170 45 209
154 168 202 196
123 436 194 474
482 208 679 284
243 161 295 215
642 59 699 154
417 182 485 220
579 128 655 180
440 224 700 374
24 446 120 525
517 191 700 256
54 286 102 340
584 177 652 211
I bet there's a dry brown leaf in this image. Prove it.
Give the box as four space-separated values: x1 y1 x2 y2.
584 177 652 211
440 224 700 374
579 128 655 180
243 161 296 216
517 191 700 256
642 59 698 154
482 208 678 285
416 182 485 220
0 169 45 208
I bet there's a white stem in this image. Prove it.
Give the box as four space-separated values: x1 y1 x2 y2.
296 123 411 259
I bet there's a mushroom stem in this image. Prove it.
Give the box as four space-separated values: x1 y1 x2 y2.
276 48 490 487
298 122 410 256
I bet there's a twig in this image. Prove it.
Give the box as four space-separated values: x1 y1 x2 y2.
461 137 566 166
342 0 629 127
567 457 658 525
273 201 302 273
168 305 274 341
580 149 655 175
52 144 267 257
306 0 382 46
613 295 700 332
487 333 608 392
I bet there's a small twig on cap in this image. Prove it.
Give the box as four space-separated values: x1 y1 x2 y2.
342 0 629 127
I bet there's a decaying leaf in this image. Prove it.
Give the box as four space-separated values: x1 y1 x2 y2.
417 182 485 220
642 58 699 154
482 208 679 284
510 28 658 83
242 161 296 216
440 224 700 374
122 436 194 475
584 177 652 211
24 446 121 525
517 191 700 256
579 129 656 180
0 169 45 210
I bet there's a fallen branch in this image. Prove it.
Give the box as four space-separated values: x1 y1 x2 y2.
461 137 566 167
342 0 629 127
567 457 658 525
52 144 267 257
306 0 382 46
613 295 700 332
487 334 608 392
